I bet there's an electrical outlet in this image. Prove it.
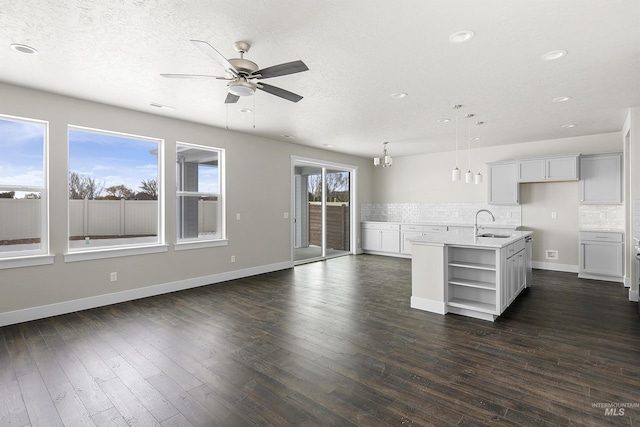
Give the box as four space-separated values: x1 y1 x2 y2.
284 212 289 219
110 272 117 282
231 255 236 263
551 212 557 219
236 213 241 220
545 250 558 260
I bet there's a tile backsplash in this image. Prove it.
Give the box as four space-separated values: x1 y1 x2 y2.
361 203 521 227
578 205 625 231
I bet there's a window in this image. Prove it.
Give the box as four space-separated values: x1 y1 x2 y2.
175 142 225 248
67 126 163 253
0 114 49 262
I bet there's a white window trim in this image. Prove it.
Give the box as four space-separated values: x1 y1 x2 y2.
0 114 50 262
0 255 55 270
64 243 169 262
66 125 165 255
175 142 225 247
174 239 229 251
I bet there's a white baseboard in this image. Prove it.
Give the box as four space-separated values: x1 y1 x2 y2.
411 296 446 315
629 289 639 302
533 261 578 273
0 261 294 327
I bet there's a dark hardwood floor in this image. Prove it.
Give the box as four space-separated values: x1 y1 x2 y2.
2 254 640 426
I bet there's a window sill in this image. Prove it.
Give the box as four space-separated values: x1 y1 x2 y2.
0 254 55 270
64 244 169 262
174 239 229 251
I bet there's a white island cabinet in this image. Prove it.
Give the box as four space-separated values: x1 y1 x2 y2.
411 229 532 321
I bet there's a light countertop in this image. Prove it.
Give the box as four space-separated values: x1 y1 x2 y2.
411 228 533 249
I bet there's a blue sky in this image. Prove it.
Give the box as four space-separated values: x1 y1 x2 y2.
69 128 159 195
1 117 218 197
0 118 45 191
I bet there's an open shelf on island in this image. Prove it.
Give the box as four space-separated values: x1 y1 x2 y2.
448 297 496 314
447 261 496 271
448 278 496 290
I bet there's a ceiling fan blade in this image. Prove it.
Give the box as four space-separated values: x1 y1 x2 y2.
258 83 303 102
190 40 238 76
161 73 230 79
255 60 309 79
225 93 240 104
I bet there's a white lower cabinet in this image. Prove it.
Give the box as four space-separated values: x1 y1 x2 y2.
503 240 526 311
362 222 400 254
578 231 623 282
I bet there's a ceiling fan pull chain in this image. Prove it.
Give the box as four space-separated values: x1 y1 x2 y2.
225 103 229 130
253 95 256 129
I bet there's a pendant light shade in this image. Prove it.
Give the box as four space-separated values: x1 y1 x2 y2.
465 170 473 183
474 172 483 184
452 167 461 181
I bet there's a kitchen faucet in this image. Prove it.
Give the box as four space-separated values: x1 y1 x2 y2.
474 209 495 236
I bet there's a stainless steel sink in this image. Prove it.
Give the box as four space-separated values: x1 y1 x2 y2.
477 233 511 238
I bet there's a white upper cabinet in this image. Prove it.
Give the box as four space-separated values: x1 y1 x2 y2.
488 161 520 205
579 153 623 204
517 155 579 182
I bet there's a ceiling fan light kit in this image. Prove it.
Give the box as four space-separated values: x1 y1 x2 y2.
227 79 256 97
162 40 308 104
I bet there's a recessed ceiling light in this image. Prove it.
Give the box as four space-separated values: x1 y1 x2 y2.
541 50 567 61
10 43 38 55
449 30 475 43
471 137 482 141
281 134 297 139
323 144 334 148
390 92 407 99
437 118 451 123
239 108 253 113
561 124 577 128
552 96 572 103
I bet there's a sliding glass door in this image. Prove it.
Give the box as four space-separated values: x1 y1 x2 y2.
292 158 355 264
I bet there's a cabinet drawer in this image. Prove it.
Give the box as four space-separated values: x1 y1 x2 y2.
424 225 447 233
401 225 423 231
505 239 525 257
362 222 400 231
579 231 623 243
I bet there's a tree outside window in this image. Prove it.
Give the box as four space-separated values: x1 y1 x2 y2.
68 127 161 250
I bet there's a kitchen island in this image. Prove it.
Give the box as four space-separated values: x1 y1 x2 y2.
411 229 533 321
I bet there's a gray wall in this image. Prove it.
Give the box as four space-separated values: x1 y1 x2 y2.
0 82 373 320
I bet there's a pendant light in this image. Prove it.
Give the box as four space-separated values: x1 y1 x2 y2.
474 121 484 184
374 142 392 167
464 113 475 183
451 105 462 181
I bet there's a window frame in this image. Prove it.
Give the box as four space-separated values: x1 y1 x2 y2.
174 141 227 251
0 114 53 269
64 125 167 262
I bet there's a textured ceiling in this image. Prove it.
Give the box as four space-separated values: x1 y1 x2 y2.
1 0 639 159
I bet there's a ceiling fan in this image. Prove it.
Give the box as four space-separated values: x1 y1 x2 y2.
161 40 308 104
